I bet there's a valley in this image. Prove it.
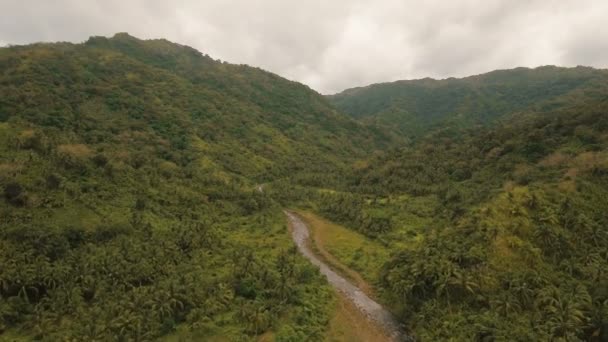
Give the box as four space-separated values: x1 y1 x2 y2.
285 211 408 341
0 33 607 341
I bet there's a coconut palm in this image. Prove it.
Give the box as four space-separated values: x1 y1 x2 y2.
508 279 535 309
491 294 521 317
450 269 479 297
537 285 591 339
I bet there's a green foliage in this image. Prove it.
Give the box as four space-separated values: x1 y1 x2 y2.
0 33 389 183
1 33 608 341
260 78 608 339
329 66 608 138
342 85 608 340
0 34 343 340
316 192 393 238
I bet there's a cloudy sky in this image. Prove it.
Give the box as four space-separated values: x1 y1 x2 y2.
1 0 607 93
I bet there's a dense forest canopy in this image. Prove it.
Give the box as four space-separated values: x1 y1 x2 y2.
340 93 608 340
0 33 607 341
0 33 385 340
0 33 390 182
328 66 608 138
316 66 608 340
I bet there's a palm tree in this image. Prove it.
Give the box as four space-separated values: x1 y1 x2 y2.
545 297 587 339
533 224 555 248
491 294 521 317
450 269 479 297
434 269 454 311
585 221 606 248
539 207 559 226
509 279 534 309
249 304 271 335
588 298 608 341
149 291 174 322
537 285 591 339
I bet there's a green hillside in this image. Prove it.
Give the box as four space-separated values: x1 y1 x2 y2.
1 33 389 183
0 33 390 340
302 83 608 340
1 32 607 341
328 66 608 137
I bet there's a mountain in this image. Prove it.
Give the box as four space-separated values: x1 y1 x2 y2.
0 33 388 340
313 78 608 340
1 33 389 183
1 32 607 341
328 66 608 137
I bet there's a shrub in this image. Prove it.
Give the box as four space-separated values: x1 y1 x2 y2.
3 182 26 206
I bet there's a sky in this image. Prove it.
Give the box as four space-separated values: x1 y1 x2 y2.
1 0 607 94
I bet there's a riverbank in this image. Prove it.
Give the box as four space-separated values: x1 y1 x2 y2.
285 211 411 341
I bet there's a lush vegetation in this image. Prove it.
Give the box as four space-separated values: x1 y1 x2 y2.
1 33 607 341
329 66 608 138
0 33 386 340
305 81 608 340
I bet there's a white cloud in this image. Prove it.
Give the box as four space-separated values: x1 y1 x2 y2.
1 0 606 93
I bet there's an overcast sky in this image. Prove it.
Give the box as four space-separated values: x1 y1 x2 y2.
1 0 607 94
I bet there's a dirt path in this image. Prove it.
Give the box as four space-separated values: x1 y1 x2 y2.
296 211 376 298
285 211 413 342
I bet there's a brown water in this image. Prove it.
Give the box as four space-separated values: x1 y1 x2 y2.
285 211 413 342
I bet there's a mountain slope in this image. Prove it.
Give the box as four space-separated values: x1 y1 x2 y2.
0 33 385 340
2 32 607 341
0 33 389 183
313 84 608 340
328 66 608 137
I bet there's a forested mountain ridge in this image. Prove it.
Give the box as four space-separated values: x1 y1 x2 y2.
1 32 607 341
307 75 608 340
0 33 391 340
0 33 390 182
328 66 608 137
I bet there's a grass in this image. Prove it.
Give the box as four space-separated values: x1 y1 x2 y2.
0 331 30 342
292 211 393 342
295 210 390 289
324 294 390 342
